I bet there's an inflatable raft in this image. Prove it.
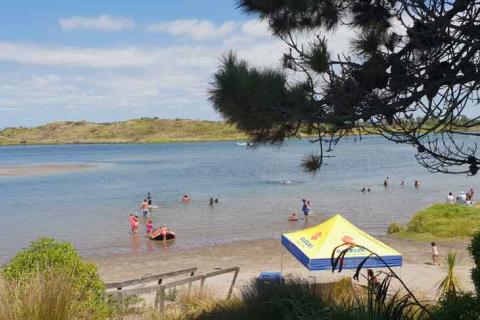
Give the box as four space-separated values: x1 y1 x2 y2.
149 228 176 241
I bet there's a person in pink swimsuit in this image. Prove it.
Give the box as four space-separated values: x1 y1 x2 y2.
146 219 153 235
129 214 138 233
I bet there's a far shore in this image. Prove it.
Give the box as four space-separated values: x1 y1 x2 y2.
91 236 474 301
0 163 96 177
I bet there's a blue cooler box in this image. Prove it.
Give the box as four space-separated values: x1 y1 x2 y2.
257 272 283 283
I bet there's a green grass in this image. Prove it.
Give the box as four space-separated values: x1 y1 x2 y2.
390 204 480 240
0 118 247 146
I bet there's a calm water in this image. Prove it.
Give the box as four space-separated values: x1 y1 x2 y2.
0 137 477 263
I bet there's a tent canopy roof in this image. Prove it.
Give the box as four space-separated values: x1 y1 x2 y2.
282 214 402 270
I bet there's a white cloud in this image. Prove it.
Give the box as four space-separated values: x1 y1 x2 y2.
59 15 134 31
146 19 237 40
241 20 271 38
0 17 357 127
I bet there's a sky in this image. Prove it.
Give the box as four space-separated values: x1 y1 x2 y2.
0 0 354 128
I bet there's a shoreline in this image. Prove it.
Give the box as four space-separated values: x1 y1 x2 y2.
0 163 97 177
91 236 474 300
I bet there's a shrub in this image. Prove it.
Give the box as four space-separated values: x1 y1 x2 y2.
468 232 480 295
388 222 403 234
1 238 111 319
0 271 78 320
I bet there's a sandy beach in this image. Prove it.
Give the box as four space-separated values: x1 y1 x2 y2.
0 163 96 176
92 236 475 302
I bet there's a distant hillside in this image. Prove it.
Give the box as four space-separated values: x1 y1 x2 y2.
0 118 247 146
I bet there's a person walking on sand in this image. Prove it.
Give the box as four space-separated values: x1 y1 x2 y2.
140 199 149 217
431 242 440 265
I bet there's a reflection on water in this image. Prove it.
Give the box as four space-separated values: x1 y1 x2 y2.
0 137 477 262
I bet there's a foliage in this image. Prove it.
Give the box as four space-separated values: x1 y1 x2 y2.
0 118 246 146
0 271 81 320
436 251 463 298
468 232 480 295
393 204 480 240
388 222 403 234
174 279 427 320
431 293 480 320
1 238 111 319
211 0 480 174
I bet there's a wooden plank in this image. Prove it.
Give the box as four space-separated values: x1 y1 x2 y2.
105 267 197 289
227 267 239 299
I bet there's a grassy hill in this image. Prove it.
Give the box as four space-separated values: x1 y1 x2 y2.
388 203 480 240
0 118 247 146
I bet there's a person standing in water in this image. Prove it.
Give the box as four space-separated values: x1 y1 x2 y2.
209 197 214 206
414 180 420 188
140 199 149 217
147 192 152 207
302 199 310 222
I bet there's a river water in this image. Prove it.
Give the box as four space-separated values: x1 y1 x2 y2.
0 137 476 262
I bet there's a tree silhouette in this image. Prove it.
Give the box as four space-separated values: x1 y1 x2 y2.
209 0 480 175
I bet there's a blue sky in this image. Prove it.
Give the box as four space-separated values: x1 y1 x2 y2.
0 0 292 128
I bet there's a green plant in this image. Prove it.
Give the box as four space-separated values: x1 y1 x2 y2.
1 238 111 319
469 232 480 295
437 251 463 298
388 222 403 234
0 271 78 320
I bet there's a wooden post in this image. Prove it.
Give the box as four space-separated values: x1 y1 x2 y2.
116 288 123 320
199 276 206 294
188 270 195 294
227 267 239 299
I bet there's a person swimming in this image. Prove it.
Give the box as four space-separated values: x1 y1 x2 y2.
288 212 298 221
361 187 366 192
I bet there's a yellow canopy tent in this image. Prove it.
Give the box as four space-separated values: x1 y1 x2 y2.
282 214 402 271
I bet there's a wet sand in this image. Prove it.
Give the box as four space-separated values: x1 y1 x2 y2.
0 163 95 176
92 237 475 301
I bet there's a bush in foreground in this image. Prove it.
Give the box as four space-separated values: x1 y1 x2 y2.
0 271 78 320
1 238 111 319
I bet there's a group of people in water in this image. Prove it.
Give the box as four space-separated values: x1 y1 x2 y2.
361 177 421 192
129 193 221 240
446 188 475 204
129 192 172 240
288 199 312 222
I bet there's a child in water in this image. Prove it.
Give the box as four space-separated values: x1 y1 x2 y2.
146 219 153 235
129 214 139 233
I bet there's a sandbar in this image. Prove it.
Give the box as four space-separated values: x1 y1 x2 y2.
0 163 96 177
